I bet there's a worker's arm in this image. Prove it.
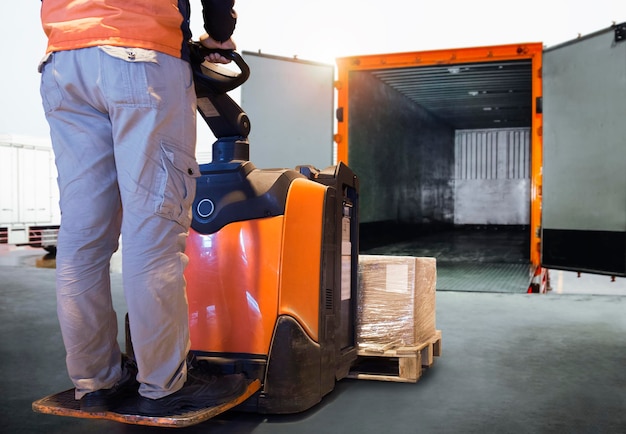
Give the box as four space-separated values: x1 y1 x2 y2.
200 0 237 63
202 0 237 42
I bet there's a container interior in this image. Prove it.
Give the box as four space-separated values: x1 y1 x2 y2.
349 59 534 291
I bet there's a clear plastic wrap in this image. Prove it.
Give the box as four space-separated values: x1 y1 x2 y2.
357 255 437 350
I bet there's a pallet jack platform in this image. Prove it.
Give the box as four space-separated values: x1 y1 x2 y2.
32 379 261 428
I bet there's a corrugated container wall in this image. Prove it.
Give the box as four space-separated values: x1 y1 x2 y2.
455 128 530 225
346 70 455 225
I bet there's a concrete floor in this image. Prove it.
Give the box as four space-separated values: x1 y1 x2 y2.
2 245 626 433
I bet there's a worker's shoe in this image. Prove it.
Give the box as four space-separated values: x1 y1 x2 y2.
136 373 247 416
79 356 139 412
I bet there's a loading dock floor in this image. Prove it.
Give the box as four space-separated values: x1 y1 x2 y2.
2 246 626 433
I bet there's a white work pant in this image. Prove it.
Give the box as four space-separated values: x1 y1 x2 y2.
40 46 199 399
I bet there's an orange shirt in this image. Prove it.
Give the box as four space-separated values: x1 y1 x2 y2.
41 0 226 59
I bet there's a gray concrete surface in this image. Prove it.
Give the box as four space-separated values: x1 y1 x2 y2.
1 245 626 433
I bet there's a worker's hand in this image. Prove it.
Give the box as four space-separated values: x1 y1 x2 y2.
199 33 236 64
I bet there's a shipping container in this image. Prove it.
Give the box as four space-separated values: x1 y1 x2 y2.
246 23 626 293
334 42 544 292
0 135 60 252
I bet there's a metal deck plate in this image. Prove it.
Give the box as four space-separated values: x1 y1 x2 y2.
437 262 532 293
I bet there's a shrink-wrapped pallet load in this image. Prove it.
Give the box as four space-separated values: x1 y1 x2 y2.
357 255 437 350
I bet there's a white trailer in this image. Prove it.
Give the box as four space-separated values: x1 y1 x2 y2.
0 134 59 252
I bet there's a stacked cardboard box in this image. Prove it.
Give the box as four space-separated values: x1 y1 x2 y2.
357 255 437 350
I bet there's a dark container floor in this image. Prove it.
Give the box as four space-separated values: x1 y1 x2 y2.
361 224 532 292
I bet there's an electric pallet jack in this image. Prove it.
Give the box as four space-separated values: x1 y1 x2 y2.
33 44 360 428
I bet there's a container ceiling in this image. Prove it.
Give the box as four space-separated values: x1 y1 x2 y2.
370 59 533 130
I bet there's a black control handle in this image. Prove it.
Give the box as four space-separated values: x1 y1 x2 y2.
188 42 250 94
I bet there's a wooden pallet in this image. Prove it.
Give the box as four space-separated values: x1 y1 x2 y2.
36 256 56 269
348 330 442 383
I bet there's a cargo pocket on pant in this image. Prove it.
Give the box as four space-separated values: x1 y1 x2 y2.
39 53 63 113
155 141 201 228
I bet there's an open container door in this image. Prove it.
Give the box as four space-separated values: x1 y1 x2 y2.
542 23 626 276
240 51 335 170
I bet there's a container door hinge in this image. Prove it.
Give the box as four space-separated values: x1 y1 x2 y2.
535 97 543 114
615 22 626 43
336 107 344 122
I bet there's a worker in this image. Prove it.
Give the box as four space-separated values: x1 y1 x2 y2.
38 0 246 416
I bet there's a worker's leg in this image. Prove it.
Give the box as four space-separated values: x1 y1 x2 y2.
40 48 124 399
101 47 199 399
